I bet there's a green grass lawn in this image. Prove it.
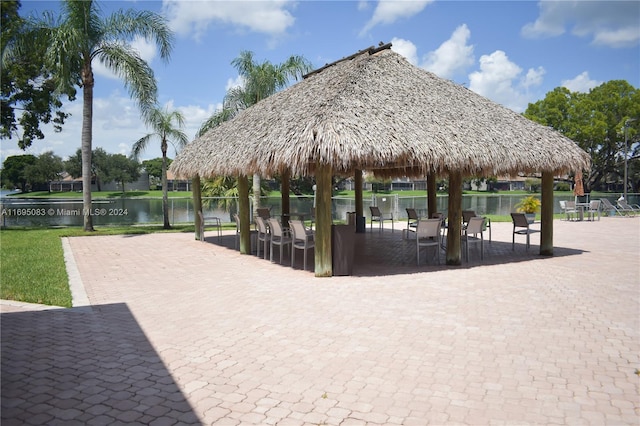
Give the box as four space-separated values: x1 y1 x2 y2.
1 228 74 307
10 190 193 199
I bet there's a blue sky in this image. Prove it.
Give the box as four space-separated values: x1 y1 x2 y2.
3 0 639 164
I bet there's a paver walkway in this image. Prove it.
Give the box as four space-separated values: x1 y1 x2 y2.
2 217 639 425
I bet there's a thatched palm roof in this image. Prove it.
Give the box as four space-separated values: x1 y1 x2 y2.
171 44 589 179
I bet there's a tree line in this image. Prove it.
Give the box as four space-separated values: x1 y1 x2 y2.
1 150 169 194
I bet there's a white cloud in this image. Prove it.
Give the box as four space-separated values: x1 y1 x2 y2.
130 36 159 64
162 0 296 41
522 1 640 48
468 51 544 112
392 25 474 79
390 37 419 65
523 66 546 89
422 24 474 79
591 27 640 48
225 75 245 92
390 34 542 112
361 0 433 35
117 143 130 156
174 102 221 148
561 72 601 93
521 1 566 39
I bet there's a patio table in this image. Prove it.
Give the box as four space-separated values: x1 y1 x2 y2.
576 202 591 221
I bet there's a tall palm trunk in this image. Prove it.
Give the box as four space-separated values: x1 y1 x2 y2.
161 143 170 229
252 174 261 214
81 62 94 231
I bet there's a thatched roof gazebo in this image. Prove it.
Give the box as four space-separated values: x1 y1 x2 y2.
171 43 590 277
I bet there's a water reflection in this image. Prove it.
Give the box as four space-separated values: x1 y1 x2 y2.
0 194 606 228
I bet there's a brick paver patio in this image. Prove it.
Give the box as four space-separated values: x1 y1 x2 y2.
2 217 639 425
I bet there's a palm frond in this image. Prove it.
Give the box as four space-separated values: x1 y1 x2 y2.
97 42 157 116
134 105 188 157
131 134 153 159
102 9 173 61
196 108 235 138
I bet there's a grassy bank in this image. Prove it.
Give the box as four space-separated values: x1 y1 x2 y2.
1 228 75 307
0 225 194 307
9 190 193 199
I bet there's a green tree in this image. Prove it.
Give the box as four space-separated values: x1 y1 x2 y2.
13 0 173 231
199 51 312 210
1 154 36 191
105 153 140 193
142 157 169 188
201 176 239 221
1 1 74 148
132 106 188 228
24 151 64 192
524 81 639 192
65 147 111 191
64 149 82 179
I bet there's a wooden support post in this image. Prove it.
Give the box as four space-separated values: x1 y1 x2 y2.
237 175 251 255
192 175 202 241
315 162 333 277
446 171 462 265
427 172 437 218
355 169 363 232
540 171 554 256
252 174 261 211
281 168 290 219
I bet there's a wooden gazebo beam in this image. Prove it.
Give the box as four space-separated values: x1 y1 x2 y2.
354 169 364 232
540 171 554 256
427 173 437 218
192 175 202 241
446 171 463 265
281 168 290 220
315 162 333 277
237 175 251 254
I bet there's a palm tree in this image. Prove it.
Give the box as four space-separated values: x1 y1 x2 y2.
17 0 173 231
132 106 188 229
199 51 312 210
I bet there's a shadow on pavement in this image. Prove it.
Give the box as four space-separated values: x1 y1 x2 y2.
1 303 202 425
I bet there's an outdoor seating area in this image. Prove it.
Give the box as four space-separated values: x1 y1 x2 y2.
203 213 555 274
236 213 317 271
617 198 640 215
561 198 640 220
561 198 621 221
197 211 222 241
369 205 394 233
510 212 540 251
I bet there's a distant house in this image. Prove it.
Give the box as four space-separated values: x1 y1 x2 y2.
468 176 528 191
166 171 191 191
48 170 150 192
341 175 530 192
48 172 83 192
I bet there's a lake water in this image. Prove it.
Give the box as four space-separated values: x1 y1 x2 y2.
1 193 628 227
